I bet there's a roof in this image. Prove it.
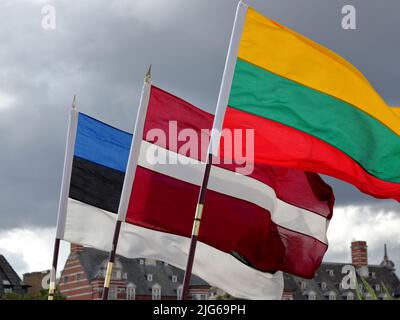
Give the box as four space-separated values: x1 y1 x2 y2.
0 255 27 296
284 261 400 300
75 247 209 297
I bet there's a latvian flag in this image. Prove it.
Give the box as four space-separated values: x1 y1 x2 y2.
58 86 334 299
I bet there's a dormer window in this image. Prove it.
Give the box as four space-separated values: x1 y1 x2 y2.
145 259 156 266
172 275 178 283
126 283 136 300
328 291 337 300
347 292 355 300
308 291 316 300
301 281 307 290
139 259 144 265
152 284 161 300
329 270 334 277
177 285 183 300
147 274 153 281
321 282 327 290
375 284 380 292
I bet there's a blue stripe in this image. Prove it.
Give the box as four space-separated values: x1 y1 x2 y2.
74 113 132 172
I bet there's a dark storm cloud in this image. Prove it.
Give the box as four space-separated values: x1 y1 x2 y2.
0 0 399 231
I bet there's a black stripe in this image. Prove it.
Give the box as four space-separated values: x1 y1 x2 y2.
69 156 124 213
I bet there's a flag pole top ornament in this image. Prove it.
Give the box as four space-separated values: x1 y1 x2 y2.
72 94 77 110
239 0 248 8
145 65 152 84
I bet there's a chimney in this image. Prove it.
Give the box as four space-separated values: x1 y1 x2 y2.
351 241 369 277
351 241 368 267
70 243 84 254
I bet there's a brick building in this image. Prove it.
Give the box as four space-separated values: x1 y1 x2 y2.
23 270 50 296
282 241 400 300
59 244 211 300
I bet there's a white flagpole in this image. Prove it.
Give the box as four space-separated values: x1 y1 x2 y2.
181 0 248 299
48 95 78 300
102 66 152 300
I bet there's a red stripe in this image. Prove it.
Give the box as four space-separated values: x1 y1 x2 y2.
126 166 326 278
223 107 400 202
145 86 334 217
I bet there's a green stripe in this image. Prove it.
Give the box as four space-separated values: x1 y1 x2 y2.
229 58 400 183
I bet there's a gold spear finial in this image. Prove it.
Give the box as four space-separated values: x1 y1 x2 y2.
144 64 152 84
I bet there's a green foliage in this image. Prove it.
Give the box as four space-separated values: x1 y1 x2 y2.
1 288 65 300
360 277 378 300
355 278 364 301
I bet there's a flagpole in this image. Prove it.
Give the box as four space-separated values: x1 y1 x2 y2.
102 66 152 300
48 95 78 300
180 1 248 300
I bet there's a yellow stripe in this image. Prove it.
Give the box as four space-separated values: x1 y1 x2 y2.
239 8 400 136
391 107 400 119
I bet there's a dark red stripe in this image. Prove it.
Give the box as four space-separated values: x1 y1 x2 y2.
126 166 326 278
145 86 334 218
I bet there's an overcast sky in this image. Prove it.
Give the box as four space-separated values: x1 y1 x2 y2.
0 0 399 278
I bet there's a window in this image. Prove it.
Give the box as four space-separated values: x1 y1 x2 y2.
321 282 327 290
140 259 144 265
145 259 156 266
112 270 121 280
371 272 376 279
347 292 355 300
152 285 161 300
329 292 336 300
4 287 12 294
172 275 178 283
375 284 380 292
328 270 334 277
63 276 68 284
76 273 81 281
301 281 307 290
192 294 208 300
308 292 316 300
126 283 136 300
365 293 372 300
147 274 153 282
108 286 117 300
122 273 128 280
177 285 183 300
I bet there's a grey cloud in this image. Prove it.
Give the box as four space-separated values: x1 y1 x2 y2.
0 0 399 231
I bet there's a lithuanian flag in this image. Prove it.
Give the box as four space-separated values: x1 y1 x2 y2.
222 7 400 201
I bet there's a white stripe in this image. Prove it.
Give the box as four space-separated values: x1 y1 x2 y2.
139 141 329 244
64 199 283 300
